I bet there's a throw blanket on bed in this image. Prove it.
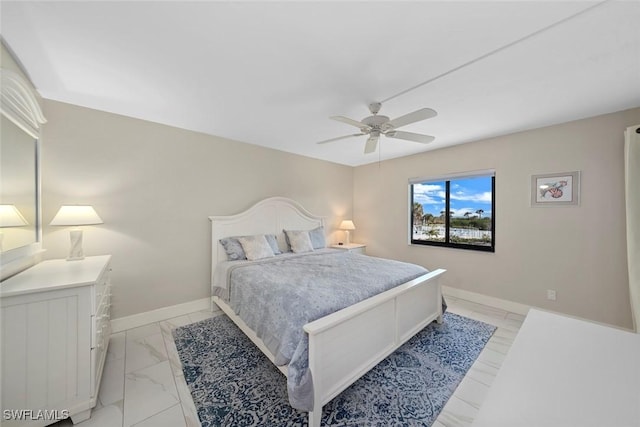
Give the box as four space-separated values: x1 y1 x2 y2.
214 250 429 411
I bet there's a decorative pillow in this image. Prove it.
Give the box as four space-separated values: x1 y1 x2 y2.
237 235 275 261
220 237 246 261
308 226 326 249
265 234 282 255
284 229 314 253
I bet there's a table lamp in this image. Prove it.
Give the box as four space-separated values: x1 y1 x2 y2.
339 220 356 245
50 205 103 261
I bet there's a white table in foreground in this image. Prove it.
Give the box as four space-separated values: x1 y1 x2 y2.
472 309 640 427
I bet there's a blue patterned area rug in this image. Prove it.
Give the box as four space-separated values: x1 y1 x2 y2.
173 312 495 426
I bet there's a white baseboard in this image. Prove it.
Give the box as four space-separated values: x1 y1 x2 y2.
110 297 211 333
442 286 531 316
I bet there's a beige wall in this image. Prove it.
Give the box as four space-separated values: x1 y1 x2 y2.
41 100 353 319
354 108 640 329
35 95 639 327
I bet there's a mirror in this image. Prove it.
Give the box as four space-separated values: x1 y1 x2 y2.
1 115 38 252
0 66 46 278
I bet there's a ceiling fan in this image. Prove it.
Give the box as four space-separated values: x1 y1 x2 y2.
317 102 437 154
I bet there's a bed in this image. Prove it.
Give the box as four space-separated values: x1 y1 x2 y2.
210 197 446 427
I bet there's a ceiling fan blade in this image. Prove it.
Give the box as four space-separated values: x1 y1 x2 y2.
330 116 370 130
364 135 378 154
386 130 435 144
386 108 437 129
316 133 363 144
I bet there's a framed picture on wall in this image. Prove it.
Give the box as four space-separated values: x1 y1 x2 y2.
531 171 580 207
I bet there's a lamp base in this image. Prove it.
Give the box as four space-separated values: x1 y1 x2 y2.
67 229 85 261
345 230 351 245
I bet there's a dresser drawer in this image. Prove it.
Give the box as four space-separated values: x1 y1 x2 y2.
90 319 110 397
92 264 111 314
91 286 111 349
90 287 111 396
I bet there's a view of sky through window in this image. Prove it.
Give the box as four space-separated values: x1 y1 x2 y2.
413 177 492 219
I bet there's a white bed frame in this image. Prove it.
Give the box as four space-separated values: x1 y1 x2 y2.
209 197 446 427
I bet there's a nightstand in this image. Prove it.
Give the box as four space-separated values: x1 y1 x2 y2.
330 243 366 254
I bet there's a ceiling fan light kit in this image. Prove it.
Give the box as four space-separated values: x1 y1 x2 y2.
318 102 437 154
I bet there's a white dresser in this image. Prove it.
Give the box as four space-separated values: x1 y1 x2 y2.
0 255 112 426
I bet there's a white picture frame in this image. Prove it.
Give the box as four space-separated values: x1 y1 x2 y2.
531 171 580 207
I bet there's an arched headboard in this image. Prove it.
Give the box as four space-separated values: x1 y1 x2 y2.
209 197 325 266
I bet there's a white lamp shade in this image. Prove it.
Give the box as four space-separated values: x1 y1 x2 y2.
0 204 29 227
50 205 103 226
339 220 356 230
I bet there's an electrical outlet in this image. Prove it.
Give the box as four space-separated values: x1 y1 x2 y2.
546 289 557 301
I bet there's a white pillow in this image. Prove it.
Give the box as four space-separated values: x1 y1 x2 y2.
237 235 275 261
308 226 326 249
284 230 314 253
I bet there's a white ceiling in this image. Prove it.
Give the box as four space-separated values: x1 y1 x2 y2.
2 1 639 166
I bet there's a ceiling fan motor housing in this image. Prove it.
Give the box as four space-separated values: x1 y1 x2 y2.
362 114 391 130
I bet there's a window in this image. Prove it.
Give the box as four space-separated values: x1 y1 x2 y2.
410 171 495 252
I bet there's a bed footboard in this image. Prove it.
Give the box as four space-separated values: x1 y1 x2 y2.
303 268 446 427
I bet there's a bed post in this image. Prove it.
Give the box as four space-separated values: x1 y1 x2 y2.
307 334 323 427
436 283 444 324
308 409 322 427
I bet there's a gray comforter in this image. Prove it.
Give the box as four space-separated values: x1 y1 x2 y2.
215 249 429 411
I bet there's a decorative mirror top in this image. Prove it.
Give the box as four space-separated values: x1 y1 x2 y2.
1 68 47 138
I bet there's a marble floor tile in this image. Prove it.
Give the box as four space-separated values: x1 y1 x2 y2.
437 395 479 427
98 356 125 407
71 401 124 427
450 376 491 410
132 403 186 427
464 359 501 388
159 315 193 334
469 304 509 321
492 326 518 341
446 305 482 323
187 310 215 324
162 329 184 376
506 312 526 322
106 332 126 361
475 347 507 370
500 315 526 332
123 360 180 427
455 299 489 311
125 323 162 342
125 333 168 374
173 371 200 427
485 333 514 355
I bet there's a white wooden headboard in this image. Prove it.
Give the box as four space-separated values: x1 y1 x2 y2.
209 197 325 267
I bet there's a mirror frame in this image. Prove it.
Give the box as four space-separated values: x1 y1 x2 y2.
0 68 47 280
